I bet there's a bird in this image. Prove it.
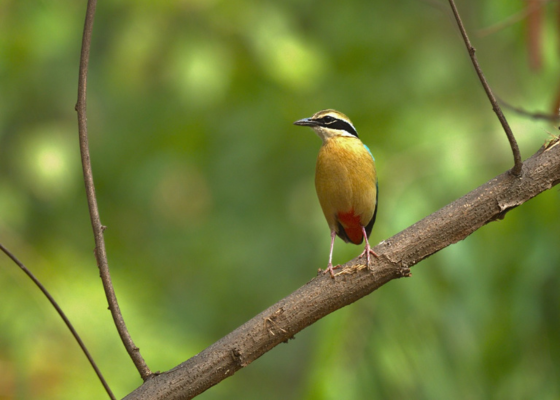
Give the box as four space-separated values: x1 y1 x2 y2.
294 109 378 278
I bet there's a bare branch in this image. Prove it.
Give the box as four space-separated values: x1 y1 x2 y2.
448 0 524 176
477 0 549 38
498 96 560 122
124 142 560 400
526 0 544 70
0 243 116 400
76 0 152 381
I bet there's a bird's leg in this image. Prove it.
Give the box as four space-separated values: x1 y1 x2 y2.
359 226 379 267
325 230 340 278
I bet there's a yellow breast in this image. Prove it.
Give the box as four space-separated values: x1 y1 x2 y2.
315 136 377 234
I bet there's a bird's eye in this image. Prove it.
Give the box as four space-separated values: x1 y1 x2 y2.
322 116 335 124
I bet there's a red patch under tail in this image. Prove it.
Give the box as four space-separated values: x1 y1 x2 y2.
337 209 363 245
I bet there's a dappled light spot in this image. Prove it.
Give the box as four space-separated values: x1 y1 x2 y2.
17 124 79 201
170 41 232 108
247 4 327 91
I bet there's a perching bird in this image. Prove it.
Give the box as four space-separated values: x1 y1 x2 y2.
294 109 378 278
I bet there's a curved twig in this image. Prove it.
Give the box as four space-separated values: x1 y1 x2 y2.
448 0 524 176
0 243 116 400
76 0 152 380
498 96 560 122
477 0 549 38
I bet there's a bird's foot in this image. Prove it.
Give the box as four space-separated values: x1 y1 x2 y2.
359 246 379 267
324 263 342 278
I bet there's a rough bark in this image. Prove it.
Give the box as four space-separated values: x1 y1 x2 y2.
124 139 560 400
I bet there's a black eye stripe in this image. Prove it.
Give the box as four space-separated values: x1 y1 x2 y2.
317 117 358 138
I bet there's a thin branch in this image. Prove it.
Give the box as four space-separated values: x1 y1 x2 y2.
477 0 549 38
498 96 560 122
0 243 116 400
76 0 152 380
124 142 560 400
448 0 524 176
526 0 544 70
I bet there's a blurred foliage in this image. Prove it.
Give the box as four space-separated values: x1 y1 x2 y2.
1 0 560 399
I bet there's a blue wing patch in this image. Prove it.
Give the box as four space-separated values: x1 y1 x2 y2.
363 144 375 161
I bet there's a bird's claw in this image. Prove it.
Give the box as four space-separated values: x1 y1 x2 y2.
324 263 342 278
359 246 379 267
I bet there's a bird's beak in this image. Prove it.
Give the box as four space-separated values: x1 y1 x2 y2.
293 117 318 127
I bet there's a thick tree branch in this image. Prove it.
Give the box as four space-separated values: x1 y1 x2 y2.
76 0 152 380
124 140 560 400
448 0 524 176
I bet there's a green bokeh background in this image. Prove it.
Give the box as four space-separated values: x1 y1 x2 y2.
1 1 559 399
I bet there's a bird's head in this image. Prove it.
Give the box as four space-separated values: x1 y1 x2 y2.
294 109 359 142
